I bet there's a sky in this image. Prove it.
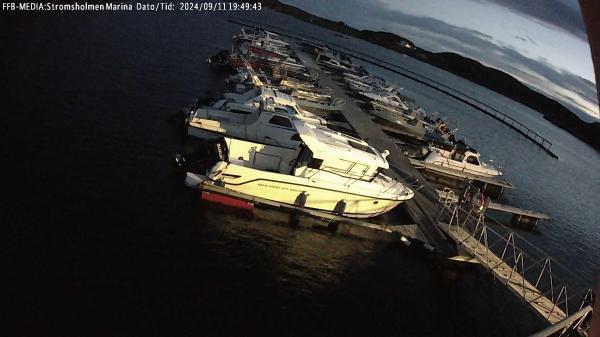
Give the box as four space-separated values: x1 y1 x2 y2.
281 0 599 122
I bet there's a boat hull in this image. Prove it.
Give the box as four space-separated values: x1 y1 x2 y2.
186 170 408 218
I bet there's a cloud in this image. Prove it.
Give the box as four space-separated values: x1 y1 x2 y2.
358 2 599 119
477 0 588 41
280 0 598 120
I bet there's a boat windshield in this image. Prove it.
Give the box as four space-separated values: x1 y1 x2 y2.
348 140 376 155
295 145 322 169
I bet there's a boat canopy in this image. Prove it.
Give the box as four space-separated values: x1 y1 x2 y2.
293 120 389 169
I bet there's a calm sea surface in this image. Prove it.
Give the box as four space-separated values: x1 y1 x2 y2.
2 8 598 336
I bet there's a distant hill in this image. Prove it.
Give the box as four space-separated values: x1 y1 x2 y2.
262 0 600 152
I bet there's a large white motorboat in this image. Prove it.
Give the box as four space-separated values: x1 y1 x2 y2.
184 123 414 218
342 72 393 93
422 142 502 177
234 27 290 50
213 86 327 122
238 41 307 72
187 90 331 148
359 90 410 111
316 50 361 74
370 108 427 139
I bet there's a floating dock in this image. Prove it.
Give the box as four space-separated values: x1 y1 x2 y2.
409 157 513 199
213 22 593 333
290 40 592 331
442 220 567 324
436 197 593 327
436 189 549 229
228 17 558 159
198 181 431 246
294 48 455 255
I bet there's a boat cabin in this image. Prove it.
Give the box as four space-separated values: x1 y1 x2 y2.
237 28 290 49
190 98 306 148
292 121 389 180
212 120 390 182
424 141 502 176
219 87 325 124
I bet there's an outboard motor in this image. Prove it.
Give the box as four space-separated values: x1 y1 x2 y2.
207 50 234 73
195 91 215 110
176 137 229 174
174 153 186 169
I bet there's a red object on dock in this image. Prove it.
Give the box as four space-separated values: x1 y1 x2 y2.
201 191 255 211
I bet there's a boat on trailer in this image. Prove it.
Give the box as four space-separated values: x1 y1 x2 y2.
184 124 414 218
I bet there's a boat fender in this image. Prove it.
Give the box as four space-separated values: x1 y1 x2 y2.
333 200 346 216
294 191 308 207
403 237 435 252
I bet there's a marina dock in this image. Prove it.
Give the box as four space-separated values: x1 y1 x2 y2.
409 157 513 199
194 23 594 334
294 48 454 255
435 196 593 327
288 40 592 332
435 188 549 228
228 17 559 159
290 44 592 328
199 182 431 246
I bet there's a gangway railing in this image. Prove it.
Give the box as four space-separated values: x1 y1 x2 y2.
436 188 593 329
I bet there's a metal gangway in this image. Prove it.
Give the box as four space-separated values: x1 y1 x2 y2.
436 188 594 334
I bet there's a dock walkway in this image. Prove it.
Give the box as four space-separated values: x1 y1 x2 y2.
436 188 549 224
200 182 429 244
295 48 454 255
228 17 558 159
440 222 567 324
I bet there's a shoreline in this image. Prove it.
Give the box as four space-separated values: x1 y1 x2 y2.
260 0 600 152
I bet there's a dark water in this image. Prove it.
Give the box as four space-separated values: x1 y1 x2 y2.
2 9 596 336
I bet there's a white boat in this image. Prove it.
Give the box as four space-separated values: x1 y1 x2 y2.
370 108 427 139
343 73 392 93
187 88 330 148
184 123 414 218
226 76 339 111
316 50 361 74
359 90 410 111
235 28 290 50
423 142 502 177
217 87 327 122
221 84 341 116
